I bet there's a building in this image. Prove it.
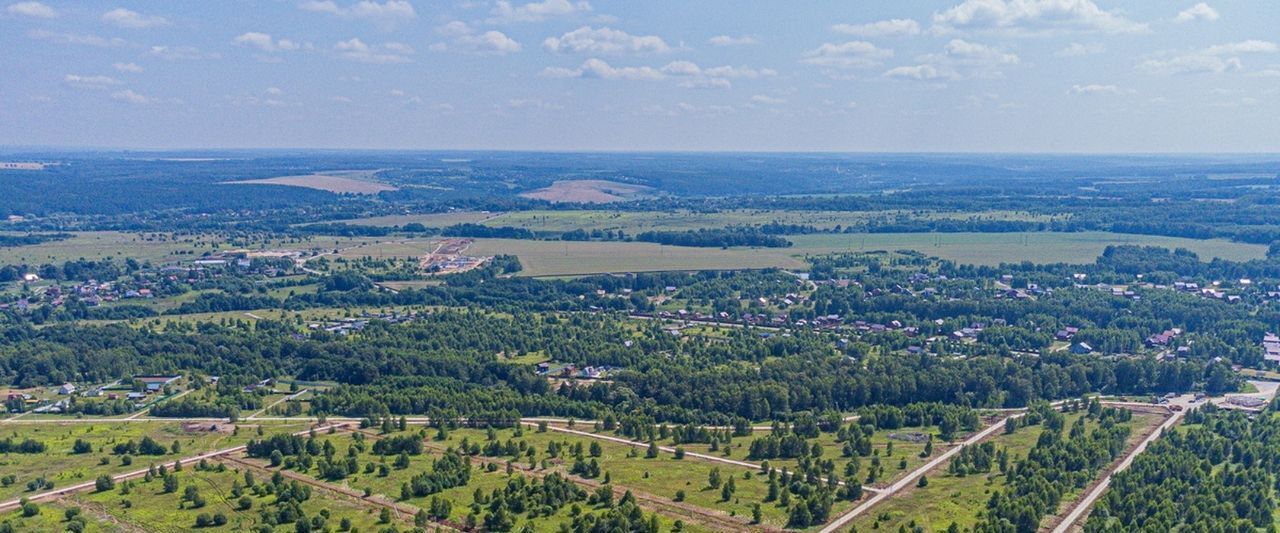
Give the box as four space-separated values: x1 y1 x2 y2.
1264 333 1280 363
58 383 76 395
135 375 181 392
1069 342 1094 355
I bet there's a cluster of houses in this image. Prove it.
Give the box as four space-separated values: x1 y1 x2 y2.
308 311 417 336
5 375 181 414
535 362 614 380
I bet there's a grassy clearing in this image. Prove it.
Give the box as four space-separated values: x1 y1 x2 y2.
244 430 712 532
222 171 397 195
69 463 388 532
466 232 1264 276
0 421 309 503
0 231 373 266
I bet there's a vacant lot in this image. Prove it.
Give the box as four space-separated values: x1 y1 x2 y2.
519 180 652 203
224 171 397 195
466 232 1266 276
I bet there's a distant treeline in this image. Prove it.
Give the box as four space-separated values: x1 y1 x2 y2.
0 233 72 248
634 228 792 248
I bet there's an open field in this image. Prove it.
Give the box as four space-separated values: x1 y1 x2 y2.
222 170 397 195
0 421 309 503
335 209 1060 234
519 180 653 203
465 232 1266 276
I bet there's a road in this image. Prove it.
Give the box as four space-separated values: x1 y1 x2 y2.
818 414 1015 533
1049 399 1188 533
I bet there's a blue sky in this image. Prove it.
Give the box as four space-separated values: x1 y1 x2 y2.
1 1 1278 152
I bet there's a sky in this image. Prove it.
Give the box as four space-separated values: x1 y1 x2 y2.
1 0 1278 152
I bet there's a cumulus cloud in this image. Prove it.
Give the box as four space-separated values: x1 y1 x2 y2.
541 58 664 80
111 89 151 104
64 74 122 89
884 64 951 80
883 39 1017 81
101 8 169 29
299 1 416 29
334 38 414 63
458 31 522 54
113 62 143 73
1056 42 1104 56
233 32 303 52
1174 3 1219 23
708 35 759 46
802 41 893 69
6 1 57 18
931 0 1149 36
831 18 920 37
488 0 591 24
658 60 776 89
27 29 126 47
1139 40 1277 74
1069 83 1128 95
543 26 670 55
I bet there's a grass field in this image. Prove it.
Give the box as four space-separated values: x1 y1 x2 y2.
70 463 389 532
0 421 309 503
337 209 1059 234
465 231 1265 276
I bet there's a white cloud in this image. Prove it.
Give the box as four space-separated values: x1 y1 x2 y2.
27 29 126 47
1139 40 1277 75
802 41 893 69
6 1 56 18
750 94 786 105
541 58 664 80
437 21 472 37
233 32 302 53
883 39 1017 81
458 30 522 54
149 45 215 61
101 8 169 29
299 1 416 28
708 35 758 46
1174 3 1219 23
488 0 591 24
265 87 284 96
931 0 1149 36
884 64 952 80
657 60 776 89
543 26 670 55
832 18 920 37
111 89 150 104
334 38 413 63
1056 42 1104 57
944 38 1019 65
64 74 121 88
113 62 143 73
1069 84 1129 95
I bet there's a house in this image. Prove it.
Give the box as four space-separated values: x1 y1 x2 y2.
1069 342 1094 355
58 383 76 395
1264 333 1280 363
135 375 181 392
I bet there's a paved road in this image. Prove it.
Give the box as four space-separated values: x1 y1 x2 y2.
819 415 1015 533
